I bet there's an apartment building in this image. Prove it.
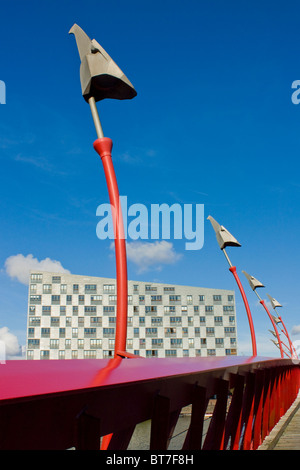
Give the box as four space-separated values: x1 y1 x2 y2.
26 271 237 359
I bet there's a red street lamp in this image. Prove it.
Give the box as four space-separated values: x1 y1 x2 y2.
242 271 285 358
207 216 257 356
266 294 298 359
69 24 137 359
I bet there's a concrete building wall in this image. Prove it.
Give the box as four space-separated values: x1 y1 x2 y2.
26 271 237 359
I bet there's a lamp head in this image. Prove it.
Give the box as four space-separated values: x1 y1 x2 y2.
207 215 241 250
267 294 282 309
69 24 137 103
242 271 265 291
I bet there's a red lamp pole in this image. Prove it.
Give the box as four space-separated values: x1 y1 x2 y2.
278 316 298 359
227 263 257 357
90 98 128 358
259 299 284 358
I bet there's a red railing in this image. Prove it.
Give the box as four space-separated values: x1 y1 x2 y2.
0 356 299 450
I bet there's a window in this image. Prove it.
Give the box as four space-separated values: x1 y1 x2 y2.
60 284 67 293
187 295 193 304
43 284 52 293
133 284 139 292
59 350 65 359
195 327 200 336
28 328 34 337
139 339 146 348
109 295 117 302
103 284 115 293
164 327 176 336
42 306 51 315
29 306 36 315
91 295 102 303
51 295 60 304
90 317 102 326
40 350 49 359
134 328 139 337
146 350 158 357
59 328 65 338
194 306 199 313
213 295 222 301
188 316 193 325
206 327 215 336
151 317 162 324
73 306 78 314
60 306 66 315
164 306 175 314
207 349 216 356
84 350 96 359
169 295 181 302
199 295 205 302
151 295 162 302
164 287 175 292
85 284 97 292
73 284 79 293
170 338 182 347
224 327 236 335
146 328 157 336
84 328 97 337
170 317 182 324
145 306 157 313
228 295 234 302
84 306 97 314
51 317 60 326
30 295 41 304
65 339 71 349
90 339 102 349
200 316 206 324
41 328 50 337
52 276 61 283
205 306 214 313
78 339 84 349
29 317 40 326
181 306 188 313
152 338 163 347
103 306 115 313
31 273 43 282
215 338 224 347
166 350 177 357
50 339 59 349
66 317 72 326
66 295 72 303
72 328 78 338
145 285 157 292
103 328 115 336
201 338 207 346
214 316 223 325
109 317 116 324
78 295 85 303
28 339 40 348
139 295 145 303
223 305 234 312
139 317 145 325
30 284 37 293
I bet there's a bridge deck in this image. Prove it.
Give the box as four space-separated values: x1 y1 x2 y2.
259 392 300 450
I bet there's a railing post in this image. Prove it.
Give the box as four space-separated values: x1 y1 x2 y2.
150 394 171 450
183 385 208 450
252 369 265 450
222 373 245 450
241 372 256 450
203 378 229 450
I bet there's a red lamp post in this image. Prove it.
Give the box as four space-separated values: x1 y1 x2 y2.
69 24 137 359
242 271 284 358
207 216 257 356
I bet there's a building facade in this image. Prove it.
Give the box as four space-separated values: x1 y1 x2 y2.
26 271 237 360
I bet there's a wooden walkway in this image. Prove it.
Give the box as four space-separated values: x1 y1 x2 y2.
258 392 300 450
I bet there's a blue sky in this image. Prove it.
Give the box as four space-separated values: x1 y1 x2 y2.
0 0 300 357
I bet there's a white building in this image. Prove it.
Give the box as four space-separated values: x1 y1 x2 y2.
26 271 237 360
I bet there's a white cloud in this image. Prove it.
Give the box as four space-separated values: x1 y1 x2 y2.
122 240 182 273
5 254 70 285
292 325 300 336
0 327 22 359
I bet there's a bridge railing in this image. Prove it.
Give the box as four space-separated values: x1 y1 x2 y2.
0 356 299 450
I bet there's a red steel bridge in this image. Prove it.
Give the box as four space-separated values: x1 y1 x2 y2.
0 354 299 450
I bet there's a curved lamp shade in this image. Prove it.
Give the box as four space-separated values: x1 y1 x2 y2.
267 294 282 309
207 216 241 250
242 270 265 291
69 24 137 103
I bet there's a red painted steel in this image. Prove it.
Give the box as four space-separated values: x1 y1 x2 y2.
260 300 284 358
0 356 298 450
93 137 128 357
229 266 258 356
